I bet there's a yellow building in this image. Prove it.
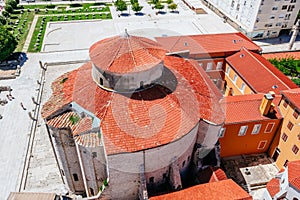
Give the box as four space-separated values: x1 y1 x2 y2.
269 88 300 169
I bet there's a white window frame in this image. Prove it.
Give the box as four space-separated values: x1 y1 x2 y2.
238 125 248 136
265 122 275 133
218 128 226 138
240 83 246 93
206 62 213 71
258 140 267 150
216 61 223 70
233 74 238 83
226 67 231 75
252 124 261 134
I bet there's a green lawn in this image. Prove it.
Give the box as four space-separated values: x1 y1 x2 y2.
5 2 112 53
5 10 35 52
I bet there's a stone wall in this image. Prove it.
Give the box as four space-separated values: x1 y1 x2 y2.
92 63 163 92
106 123 198 199
49 128 85 194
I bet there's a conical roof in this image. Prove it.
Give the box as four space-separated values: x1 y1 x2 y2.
89 32 167 73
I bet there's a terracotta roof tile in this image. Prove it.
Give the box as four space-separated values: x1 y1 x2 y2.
266 178 280 197
74 132 102 147
288 160 300 191
198 167 227 183
226 48 298 94
89 35 167 73
263 51 300 60
156 32 261 58
42 56 224 155
281 88 300 109
150 179 252 200
221 94 282 124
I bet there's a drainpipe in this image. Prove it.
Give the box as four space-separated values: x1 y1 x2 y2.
75 143 90 197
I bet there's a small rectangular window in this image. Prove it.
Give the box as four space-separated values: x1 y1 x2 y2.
287 121 294 131
276 22 282 27
282 5 287 10
265 123 275 133
218 128 226 138
270 15 275 19
272 7 278 10
293 109 299 119
281 133 288 142
73 173 79 181
283 99 289 108
233 74 238 83
226 67 231 74
258 140 267 149
239 125 248 136
240 83 246 93
216 61 223 70
292 145 299 154
206 62 213 71
252 124 261 134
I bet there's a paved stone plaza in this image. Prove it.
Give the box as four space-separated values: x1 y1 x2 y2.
1 0 298 198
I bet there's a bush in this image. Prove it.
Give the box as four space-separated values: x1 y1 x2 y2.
69 3 82 8
0 16 7 25
292 78 300 86
46 4 55 9
5 5 13 13
2 10 10 18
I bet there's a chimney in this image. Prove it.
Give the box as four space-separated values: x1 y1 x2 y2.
260 93 274 116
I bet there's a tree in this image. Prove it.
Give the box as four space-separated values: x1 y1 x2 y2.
0 26 17 61
168 3 177 11
0 16 7 25
132 2 143 13
6 0 18 9
167 0 173 4
115 0 127 13
154 2 164 10
5 5 13 13
130 0 138 5
2 11 10 18
152 0 159 5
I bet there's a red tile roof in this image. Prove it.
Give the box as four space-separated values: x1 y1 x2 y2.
221 93 282 124
281 88 300 109
150 179 252 200
42 56 224 155
198 167 227 183
89 34 167 73
266 178 280 198
156 32 261 58
226 48 298 94
263 51 300 60
288 160 300 191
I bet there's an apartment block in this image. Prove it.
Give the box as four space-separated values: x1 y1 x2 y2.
269 88 300 169
203 0 300 39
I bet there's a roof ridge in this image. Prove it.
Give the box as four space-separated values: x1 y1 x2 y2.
246 49 291 90
127 35 138 69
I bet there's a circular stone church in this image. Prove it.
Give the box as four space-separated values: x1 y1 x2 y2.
42 32 224 199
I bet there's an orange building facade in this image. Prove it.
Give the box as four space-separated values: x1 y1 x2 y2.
219 94 282 157
269 88 300 169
